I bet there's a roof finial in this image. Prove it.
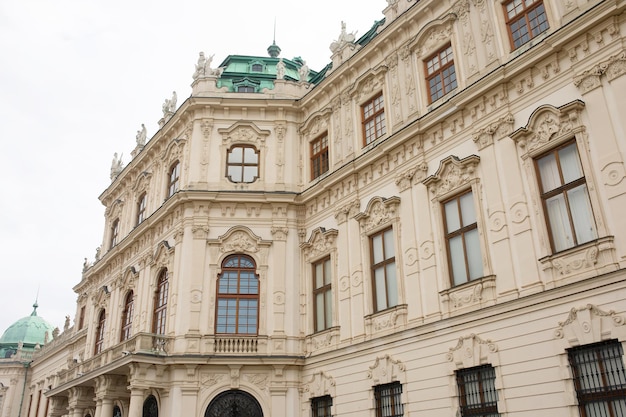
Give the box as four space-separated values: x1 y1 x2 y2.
31 286 40 316
267 17 281 58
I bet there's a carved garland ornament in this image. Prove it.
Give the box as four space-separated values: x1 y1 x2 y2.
422 155 480 198
300 228 338 262
354 196 401 233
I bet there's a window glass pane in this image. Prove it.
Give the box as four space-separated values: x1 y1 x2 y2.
375 267 387 310
537 152 561 192
244 147 258 163
372 234 383 264
460 192 477 226
315 262 324 288
559 143 583 184
445 200 461 233
568 184 597 245
316 293 324 330
465 228 484 280
545 193 574 251
386 263 398 307
243 166 257 182
449 235 467 285
228 166 242 182
229 147 243 163
324 290 332 327
324 259 331 285
383 229 395 259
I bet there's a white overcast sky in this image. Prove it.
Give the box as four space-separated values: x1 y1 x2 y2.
0 1 385 335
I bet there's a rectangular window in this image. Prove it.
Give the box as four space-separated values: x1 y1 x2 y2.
505 0 549 49
535 141 597 252
136 193 147 225
374 382 403 417
456 365 500 417
311 134 330 180
110 219 119 249
313 257 332 332
568 340 626 417
443 191 484 286
362 93 386 146
311 395 333 417
370 227 397 312
78 306 85 330
227 145 259 183
425 44 457 104
168 161 180 197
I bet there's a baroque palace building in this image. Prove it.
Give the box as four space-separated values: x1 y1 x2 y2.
2 0 626 416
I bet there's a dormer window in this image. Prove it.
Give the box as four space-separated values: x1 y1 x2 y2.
251 63 263 72
238 86 255 93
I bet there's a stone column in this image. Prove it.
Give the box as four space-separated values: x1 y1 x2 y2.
99 398 114 417
127 388 144 417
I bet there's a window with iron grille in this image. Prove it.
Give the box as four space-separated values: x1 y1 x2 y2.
504 0 549 49
425 44 457 104
153 270 169 335
362 93 386 146
568 340 626 417
456 365 500 417
374 381 403 417
311 395 332 417
311 133 329 180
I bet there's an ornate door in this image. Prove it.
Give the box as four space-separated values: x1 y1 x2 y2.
205 390 263 417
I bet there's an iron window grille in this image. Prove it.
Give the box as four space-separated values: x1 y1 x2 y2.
456 365 500 417
374 381 404 417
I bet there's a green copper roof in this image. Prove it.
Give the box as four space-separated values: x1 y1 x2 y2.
0 303 55 349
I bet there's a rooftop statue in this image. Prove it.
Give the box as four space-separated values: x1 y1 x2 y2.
192 52 224 80
330 21 357 53
162 91 177 116
276 58 285 80
110 152 123 180
136 123 147 147
298 60 309 82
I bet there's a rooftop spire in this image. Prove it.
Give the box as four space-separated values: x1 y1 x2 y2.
267 18 281 58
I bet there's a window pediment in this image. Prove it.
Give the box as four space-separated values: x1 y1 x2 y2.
302 371 336 398
349 68 387 103
510 100 585 157
210 226 271 256
132 171 152 192
446 333 499 369
354 196 401 233
409 13 456 58
367 354 406 385
219 122 271 148
161 137 187 162
300 108 332 139
301 227 338 262
423 155 480 199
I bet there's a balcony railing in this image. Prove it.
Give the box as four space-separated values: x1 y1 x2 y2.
214 336 258 353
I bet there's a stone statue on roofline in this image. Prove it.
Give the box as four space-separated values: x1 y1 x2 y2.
110 152 123 180
330 21 357 53
162 91 177 117
298 60 309 82
193 52 225 80
136 123 147 147
276 58 285 80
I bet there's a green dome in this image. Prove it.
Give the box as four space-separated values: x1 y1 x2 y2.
0 303 55 349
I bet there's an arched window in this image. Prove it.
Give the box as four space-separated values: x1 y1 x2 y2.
113 406 122 417
136 193 147 225
94 310 106 354
120 291 134 341
205 390 263 417
110 218 120 249
142 395 158 417
216 255 259 334
153 270 169 335
167 161 180 197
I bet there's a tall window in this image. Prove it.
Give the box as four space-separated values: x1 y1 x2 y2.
535 141 597 252
120 291 134 341
153 270 169 335
313 257 332 332
311 395 333 417
227 145 259 183
370 228 397 312
443 191 484 286
78 305 85 330
136 193 147 225
374 381 403 417
426 44 457 104
456 365 500 417
168 161 180 197
216 254 259 334
362 93 386 146
94 309 106 354
568 340 626 417
110 218 119 249
505 0 549 49
311 134 329 180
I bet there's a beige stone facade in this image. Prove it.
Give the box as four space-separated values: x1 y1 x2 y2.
3 0 626 416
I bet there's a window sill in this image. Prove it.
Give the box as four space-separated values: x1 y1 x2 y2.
539 236 618 288
440 275 497 312
364 304 408 338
